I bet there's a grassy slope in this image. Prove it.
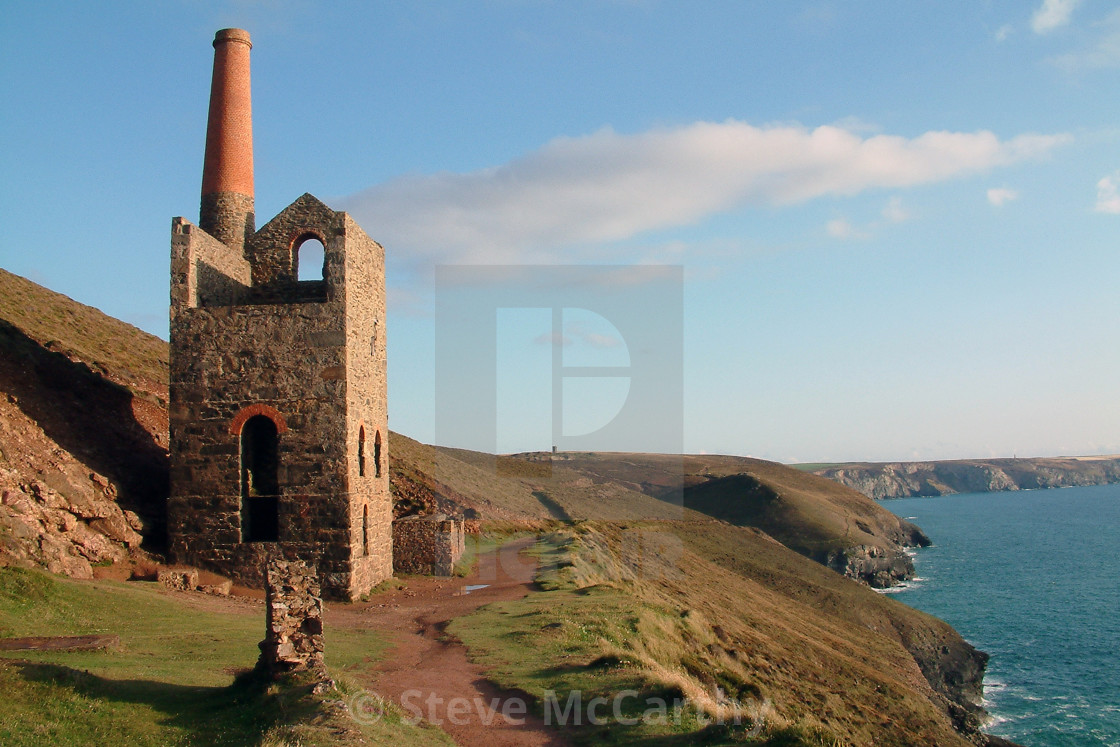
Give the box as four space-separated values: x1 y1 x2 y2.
0 269 167 401
502 451 929 564
0 565 451 746
449 524 974 746
392 435 708 522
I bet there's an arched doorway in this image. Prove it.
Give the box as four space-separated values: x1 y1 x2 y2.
241 414 279 542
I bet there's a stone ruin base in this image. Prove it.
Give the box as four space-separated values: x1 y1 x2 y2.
392 514 465 576
256 554 329 689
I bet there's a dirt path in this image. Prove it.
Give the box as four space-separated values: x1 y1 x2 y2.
327 537 570 747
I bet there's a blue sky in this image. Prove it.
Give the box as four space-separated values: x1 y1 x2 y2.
2 1 1118 462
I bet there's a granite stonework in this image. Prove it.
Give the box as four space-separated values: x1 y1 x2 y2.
199 191 255 255
257 555 325 674
392 515 465 576
168 29 391 601
156 568 199 592
168 194 391 601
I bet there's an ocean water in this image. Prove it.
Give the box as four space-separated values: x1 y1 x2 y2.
880 485 1120 747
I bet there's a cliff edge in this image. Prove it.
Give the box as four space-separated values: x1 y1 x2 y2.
811 456 1120 499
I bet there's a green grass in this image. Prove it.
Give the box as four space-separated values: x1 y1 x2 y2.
0 566 449 746
449 531 834 746
448 527 973 747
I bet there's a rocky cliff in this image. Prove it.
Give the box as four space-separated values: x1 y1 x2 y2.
813 456 1120 500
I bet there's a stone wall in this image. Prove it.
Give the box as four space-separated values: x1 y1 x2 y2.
257 555 325 674
168 194 391 601
392 515 465 576
170 219 251 308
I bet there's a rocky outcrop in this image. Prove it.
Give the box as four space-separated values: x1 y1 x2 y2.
678 471 929 587
826 543 916 589
893 614 998 743
0 384 148 578
1 474 144 579
815 456 1120 499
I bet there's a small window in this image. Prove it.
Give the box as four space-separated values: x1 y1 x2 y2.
295 236 325 281
362 504 370 556
358 426 366 477
374 431 382 478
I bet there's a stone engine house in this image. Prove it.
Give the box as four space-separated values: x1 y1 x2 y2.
168 28 391 600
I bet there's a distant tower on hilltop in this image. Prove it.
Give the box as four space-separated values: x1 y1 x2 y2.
167 29 391 600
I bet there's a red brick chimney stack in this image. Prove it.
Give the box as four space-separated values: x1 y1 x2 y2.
200 28 254 252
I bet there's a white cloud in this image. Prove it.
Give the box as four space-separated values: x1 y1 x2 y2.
827 197 908 241
1051 10 1120 70
987 187 1020 206
995 24 1014 42
1094 173 1120 213
1032 0 1080 34
341 120 1068 266
881 196 909 223
563 321 623 349
826 217 868 240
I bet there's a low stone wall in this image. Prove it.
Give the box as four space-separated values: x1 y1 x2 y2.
257 555 325 674
392 515 465 576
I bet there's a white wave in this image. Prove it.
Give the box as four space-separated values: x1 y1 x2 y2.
874 580 922 594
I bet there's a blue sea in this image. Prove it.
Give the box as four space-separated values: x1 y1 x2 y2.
881 485 1120 747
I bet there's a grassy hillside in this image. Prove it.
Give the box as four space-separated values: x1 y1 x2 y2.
390 436 700 522
450 523 983 746
0 565 450 746
0 269 167 401
440 450 929 587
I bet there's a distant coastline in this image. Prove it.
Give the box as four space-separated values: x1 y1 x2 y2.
799 455 1120 500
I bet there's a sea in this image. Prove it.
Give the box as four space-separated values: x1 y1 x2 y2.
880 484 1120 747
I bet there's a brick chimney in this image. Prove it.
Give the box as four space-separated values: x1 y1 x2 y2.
200 28 254 252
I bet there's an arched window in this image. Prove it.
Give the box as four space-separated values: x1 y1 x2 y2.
240 414 279 542
358 426 366 477
374 430 382 478
294 234 325 282
362 504 369 556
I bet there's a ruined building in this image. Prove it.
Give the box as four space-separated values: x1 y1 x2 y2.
168 29 391 600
